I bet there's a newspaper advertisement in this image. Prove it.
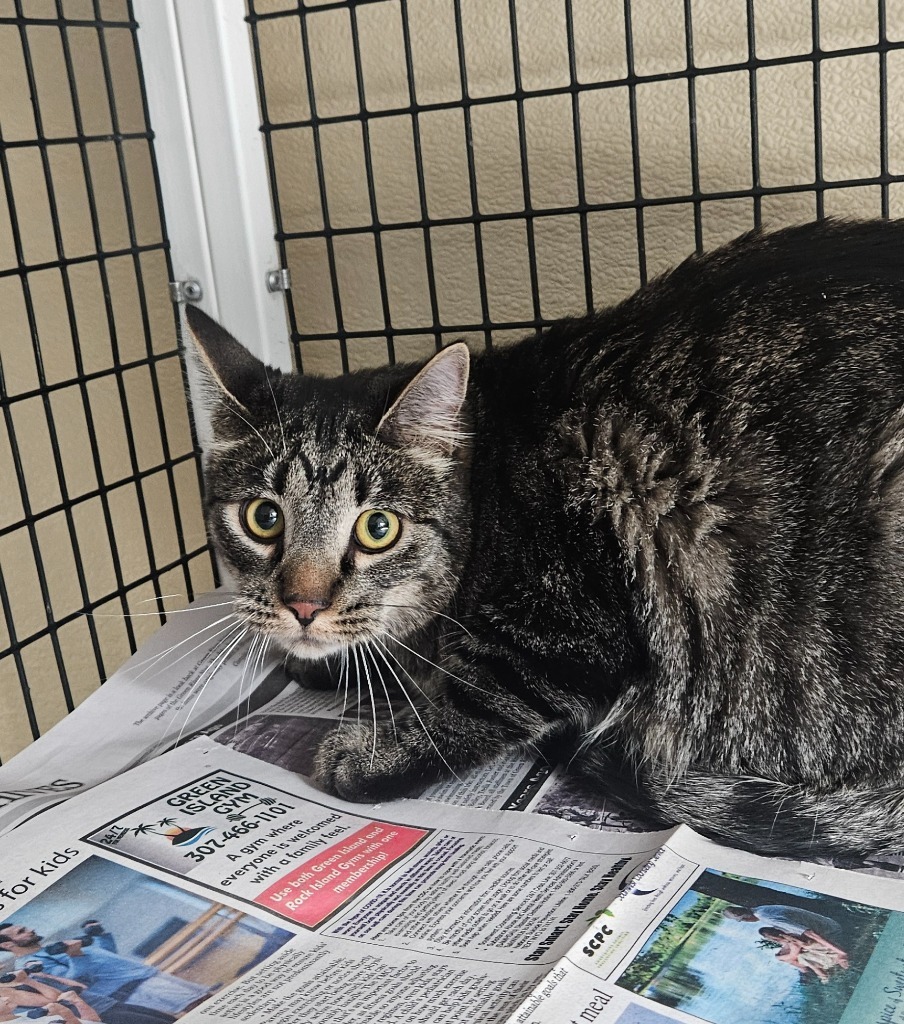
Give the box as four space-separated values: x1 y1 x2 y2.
2 740 904 1023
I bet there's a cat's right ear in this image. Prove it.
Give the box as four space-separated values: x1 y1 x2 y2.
183 305 268 412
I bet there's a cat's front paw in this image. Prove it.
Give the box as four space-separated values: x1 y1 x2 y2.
313 723 425 802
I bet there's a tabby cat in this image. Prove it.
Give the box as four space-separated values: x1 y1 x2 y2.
186 218 904 858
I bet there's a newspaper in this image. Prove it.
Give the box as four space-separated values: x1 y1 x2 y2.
2 591 904 1023
1 739 904 1024
0 593 285 834
507 824 904 1024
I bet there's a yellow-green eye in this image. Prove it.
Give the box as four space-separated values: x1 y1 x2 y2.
354 509 401 551
243 498 284 541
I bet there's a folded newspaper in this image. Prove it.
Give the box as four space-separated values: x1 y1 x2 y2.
1 592 903 1024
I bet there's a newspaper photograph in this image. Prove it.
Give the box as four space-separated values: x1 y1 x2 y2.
615 870 895 1022
0 856 293 1021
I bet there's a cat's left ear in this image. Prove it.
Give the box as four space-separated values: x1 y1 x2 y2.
183 305 269 412
377 342 470 451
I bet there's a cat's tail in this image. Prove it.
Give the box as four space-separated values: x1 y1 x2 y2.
576 748 904 858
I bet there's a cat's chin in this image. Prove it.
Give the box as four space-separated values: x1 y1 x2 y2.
279 635 345 661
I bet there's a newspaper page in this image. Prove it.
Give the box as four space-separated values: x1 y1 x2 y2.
0 588 647 837
0 737 669 1024
0 592 286 834
509 825 904 1024
3 735 904 1023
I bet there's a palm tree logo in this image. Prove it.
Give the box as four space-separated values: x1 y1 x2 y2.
130 817 216 846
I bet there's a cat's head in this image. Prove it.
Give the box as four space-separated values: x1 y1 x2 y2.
184 307 471 661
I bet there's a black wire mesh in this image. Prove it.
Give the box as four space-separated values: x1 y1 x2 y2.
0 0 214 759
246 0 904 376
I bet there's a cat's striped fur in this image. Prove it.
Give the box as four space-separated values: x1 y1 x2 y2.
188 219 904 856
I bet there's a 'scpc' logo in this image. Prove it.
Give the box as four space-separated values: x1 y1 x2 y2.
130 817 215 847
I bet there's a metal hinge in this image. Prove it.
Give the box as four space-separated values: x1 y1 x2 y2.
169 279 203 303
266 268 292 293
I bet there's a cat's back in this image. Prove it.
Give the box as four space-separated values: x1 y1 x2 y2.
474 220 904 444
575 218 904 416
511 218 904 528
469 219 904 515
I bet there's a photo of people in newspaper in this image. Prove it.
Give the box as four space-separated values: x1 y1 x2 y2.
531 773 650 833
615 869 899 1024
0 856 292 1024
222 710 338 778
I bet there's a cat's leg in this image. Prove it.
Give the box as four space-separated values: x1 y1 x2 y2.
313 655 567 801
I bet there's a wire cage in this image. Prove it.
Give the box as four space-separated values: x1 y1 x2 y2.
2 0 904 759
0 1 214 761
246 0 904 374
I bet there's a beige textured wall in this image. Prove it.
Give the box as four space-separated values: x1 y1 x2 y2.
0 1 213 760
251 0 904 375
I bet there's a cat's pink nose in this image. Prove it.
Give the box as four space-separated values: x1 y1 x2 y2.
283 595 330 626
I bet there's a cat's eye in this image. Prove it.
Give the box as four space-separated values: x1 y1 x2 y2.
243 498 284 541
354 509 401 551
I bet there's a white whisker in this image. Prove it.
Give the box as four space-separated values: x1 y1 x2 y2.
373 638 461 782
380 603 473 637
126 614 240 683
383 632 493 696
351 645 363 726
366 642 399 740
359 644 378 766
146 619 247 758
91 602 236 619
224 403 275 458
212 454 266 474
374 638 438 709
339 649 351 721
173 626 249 750
233 633 260 739
265 370 289 457
254 636 273 716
